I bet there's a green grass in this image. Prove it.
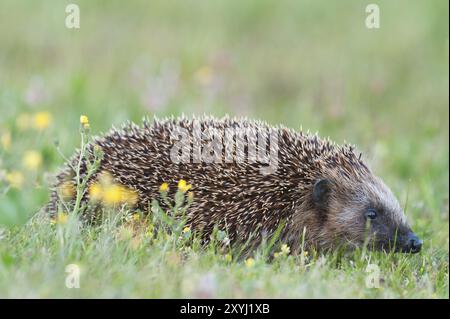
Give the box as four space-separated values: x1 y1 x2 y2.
0 0 448 298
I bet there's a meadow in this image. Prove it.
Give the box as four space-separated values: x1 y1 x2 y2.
0 0 448 298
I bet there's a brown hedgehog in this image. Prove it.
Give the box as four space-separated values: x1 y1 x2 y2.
47 116 422 254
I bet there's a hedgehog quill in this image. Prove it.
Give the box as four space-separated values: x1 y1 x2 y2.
47 116 422 254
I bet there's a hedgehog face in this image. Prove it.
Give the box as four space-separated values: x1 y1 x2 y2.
312 177 422 253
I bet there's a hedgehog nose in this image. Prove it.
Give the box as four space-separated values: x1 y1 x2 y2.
406 232 423 253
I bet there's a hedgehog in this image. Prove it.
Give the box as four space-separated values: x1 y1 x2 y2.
47 115 423 254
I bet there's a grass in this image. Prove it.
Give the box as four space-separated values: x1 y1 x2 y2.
0 0 448 298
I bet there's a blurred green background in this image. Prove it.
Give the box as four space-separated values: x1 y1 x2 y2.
0 0 448 299
0 0 448 227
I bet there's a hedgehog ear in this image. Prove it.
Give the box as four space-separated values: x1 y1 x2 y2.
312 179 331 207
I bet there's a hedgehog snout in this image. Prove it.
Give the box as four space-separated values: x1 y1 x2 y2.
402 232 423 254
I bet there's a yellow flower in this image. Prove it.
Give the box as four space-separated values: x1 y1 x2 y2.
103 184 138 206
88 172 138 206
56 212 69 225
33 111 52 130
245 258 255 268
178 179 192 193
80 115 89 126
182 226 191 234
88 183 103 201
16 113 31 131
225 254 232 262
58 181 76 200
274 244 291 259
1 130 11 151
281 244 290 255
121 187 138 205
159 182 169 193
103 184 123 205
80 115 89 125
22 150 42 170
132 213 140 221
5 171 24 189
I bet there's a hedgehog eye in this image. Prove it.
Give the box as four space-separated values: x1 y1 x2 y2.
365 208 377 220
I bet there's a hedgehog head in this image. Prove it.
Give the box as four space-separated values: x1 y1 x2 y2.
310 149 422 253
